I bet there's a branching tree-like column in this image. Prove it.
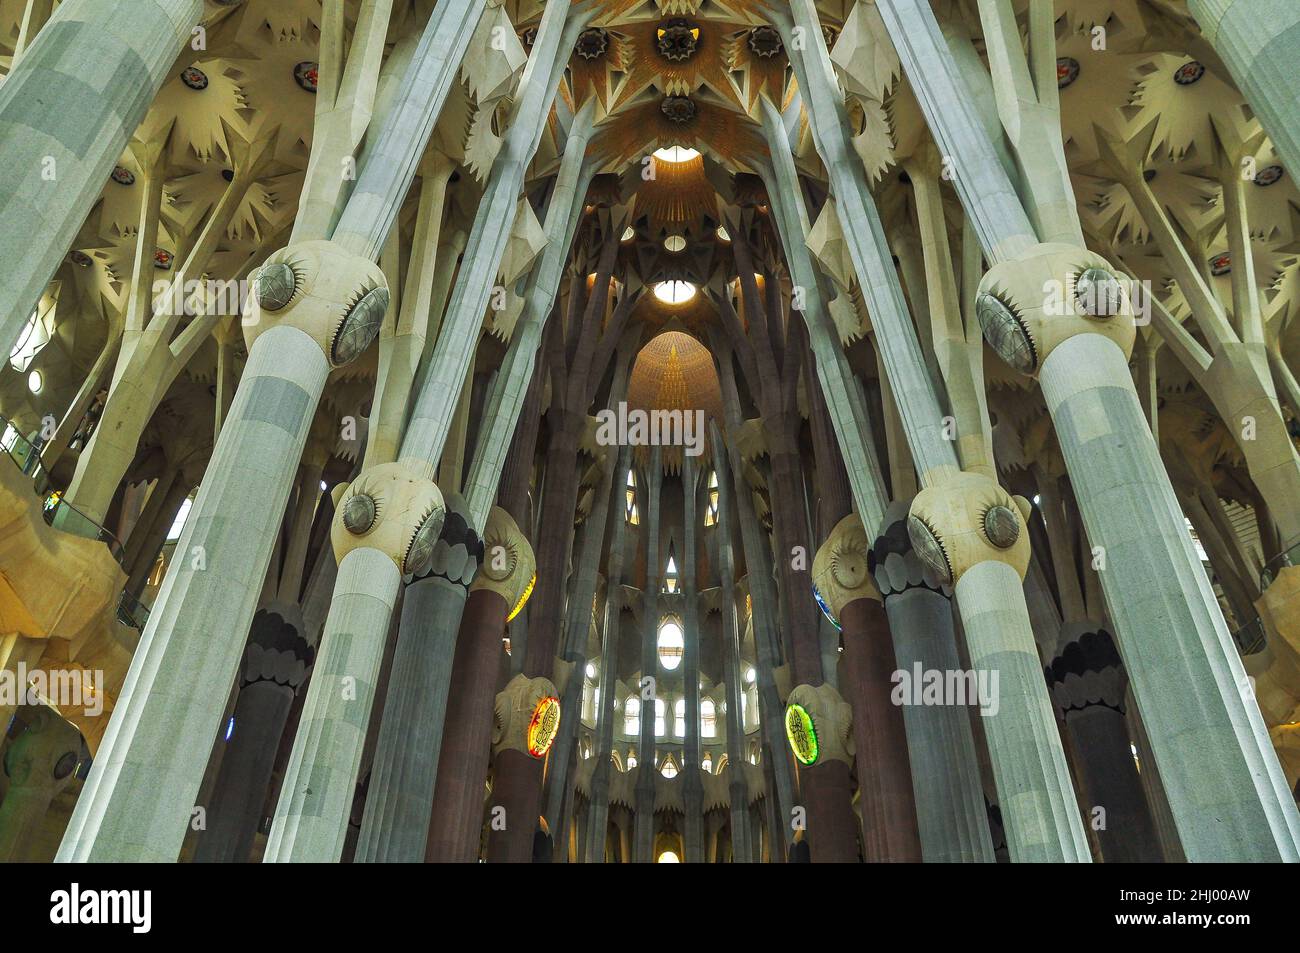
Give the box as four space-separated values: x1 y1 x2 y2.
875 0 1300 860
709 333 796 858
772 0 1089 861
633 448 663 863
679 452 705 863
581 442 635 864
0 0 204 359
59 0 486 863
709 423 753 863
424 506 535 863
870 504 995 862
265 0 579 863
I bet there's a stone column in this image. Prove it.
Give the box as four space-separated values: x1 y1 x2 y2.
870 505 994 862
878 0 1300 860
634 450 663 862
58 0 480 860
813 515 921 862
0 0 204 359
583 443 635 863
709 425 753 863
193 606 314 863
354 496 482 862
1045 626 1162 863
680 454 705 863
0 705 83 861
1188 1 1300 174
778 1 1089 861
262 547 401 862
424 507 535 861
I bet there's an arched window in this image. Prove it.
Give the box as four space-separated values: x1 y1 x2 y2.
674 698 686 737
654 697 666 737
624 697 640 736
701 754 713 773
657 849 681 863
660 757 679 778
703 471 719 526
10 306 52 372
745 685 759 730
657 618 684 670
662 548 678 594
627 751 638 769
625 469 640 524
701 698 717 738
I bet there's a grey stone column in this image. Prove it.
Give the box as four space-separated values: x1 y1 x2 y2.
680 454 705 863
263 547 402 862
634 448 663 863
1041 334 1300 859
58 326 330 862
585 443 634 863
877 0 1300 860
1188 1 1300 174
781 0 1089 862
954 561 1089 861
710 423 752 864
0 0 204 359
712 347 796 857
353 496 481 862
58 0 482 861
193 606 315 863
0 705 83 861
871 505 993 862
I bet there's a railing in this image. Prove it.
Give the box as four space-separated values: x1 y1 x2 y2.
1260 538 1300 590
2 415 125 563
0 416 52 495
1231 617 1266 656
117 588 151 631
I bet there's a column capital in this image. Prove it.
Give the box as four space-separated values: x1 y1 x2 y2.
244 240 390 368
471 506 536 621
812 514 881 628
1045 624 1128 720
492 673 561 759
330 462 446 576
976 243 1135 378
409 492 483 593
785 682 854 767
906 472 1033 586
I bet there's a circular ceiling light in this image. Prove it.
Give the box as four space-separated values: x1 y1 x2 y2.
621 226 635 242
653 280 697 305
652 145 700 164
27 369 42 394
663 235 686 253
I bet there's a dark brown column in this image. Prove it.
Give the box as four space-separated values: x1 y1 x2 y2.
839 596 922 861
425 587 508 862
798 758 862 863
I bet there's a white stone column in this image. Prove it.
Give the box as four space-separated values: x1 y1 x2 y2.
0 0 204 358
263 548 401 862
1188 1 1300 173
1041 334 1300 859
57 326 329 862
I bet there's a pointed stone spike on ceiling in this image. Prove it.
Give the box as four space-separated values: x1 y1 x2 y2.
830 0 900 102
498 198 548 288
807 197 854 292
462 5 528 106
